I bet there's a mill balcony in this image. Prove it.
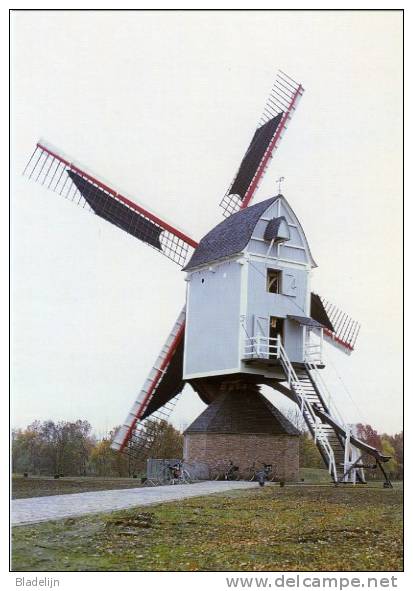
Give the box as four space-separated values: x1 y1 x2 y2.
243 334 323 368
244 336 281 362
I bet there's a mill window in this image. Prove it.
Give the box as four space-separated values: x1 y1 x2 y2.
267 269 281 294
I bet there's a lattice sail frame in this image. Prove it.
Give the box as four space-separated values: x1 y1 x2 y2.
124 392 183 459
220 71 304 217
23 142 197 267
320 296 361 353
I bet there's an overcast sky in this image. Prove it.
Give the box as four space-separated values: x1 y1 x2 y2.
11 10 402 436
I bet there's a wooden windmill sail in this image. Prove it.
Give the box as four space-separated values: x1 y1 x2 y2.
23 70 390 485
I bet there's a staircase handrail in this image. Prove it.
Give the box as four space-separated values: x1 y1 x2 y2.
312 406 390 463
277 341 338 481
304 360 346 427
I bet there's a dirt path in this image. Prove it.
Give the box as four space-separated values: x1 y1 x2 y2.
12 481 258 525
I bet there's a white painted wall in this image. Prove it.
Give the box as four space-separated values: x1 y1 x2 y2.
183 196 314 378
183 260 242 378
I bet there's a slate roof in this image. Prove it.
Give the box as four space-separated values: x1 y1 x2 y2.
184 388 299 436
183 196 279 271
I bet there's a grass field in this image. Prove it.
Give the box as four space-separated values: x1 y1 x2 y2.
298 468 331 483
12 483 403 572
12 475 144 499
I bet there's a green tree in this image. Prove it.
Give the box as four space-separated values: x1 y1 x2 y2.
381 431 403 479
380 438 399 479
146 420 183 459
12 420 94 476
89 438 115 476
89 430 130 477
12 422 44 474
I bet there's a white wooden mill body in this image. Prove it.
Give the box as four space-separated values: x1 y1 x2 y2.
183 194 322 381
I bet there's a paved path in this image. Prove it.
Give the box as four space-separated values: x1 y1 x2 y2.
12 481 257 526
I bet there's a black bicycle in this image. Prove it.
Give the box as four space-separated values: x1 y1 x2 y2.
253 463 274 487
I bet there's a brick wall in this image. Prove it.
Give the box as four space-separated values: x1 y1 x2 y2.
184 432 299 481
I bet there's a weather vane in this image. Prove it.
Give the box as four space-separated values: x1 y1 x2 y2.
276 176 285 194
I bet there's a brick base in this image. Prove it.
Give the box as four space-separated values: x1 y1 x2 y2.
184 432 299 481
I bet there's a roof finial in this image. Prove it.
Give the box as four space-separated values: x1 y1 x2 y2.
276 176 285 194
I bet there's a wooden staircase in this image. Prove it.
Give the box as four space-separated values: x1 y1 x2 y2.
295 367 348 482
274 341 390 484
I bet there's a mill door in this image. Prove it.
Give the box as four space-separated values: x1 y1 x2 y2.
253 315 270 358
269 316 284 358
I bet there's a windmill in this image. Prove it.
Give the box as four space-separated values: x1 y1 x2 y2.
23 70 391 485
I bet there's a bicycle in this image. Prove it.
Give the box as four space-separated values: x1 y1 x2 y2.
265 464 277 482
245 461 258 482
166 460 192 485
224 460 240 481
210 461 225 481
249 462 275 486
210 460 240 481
